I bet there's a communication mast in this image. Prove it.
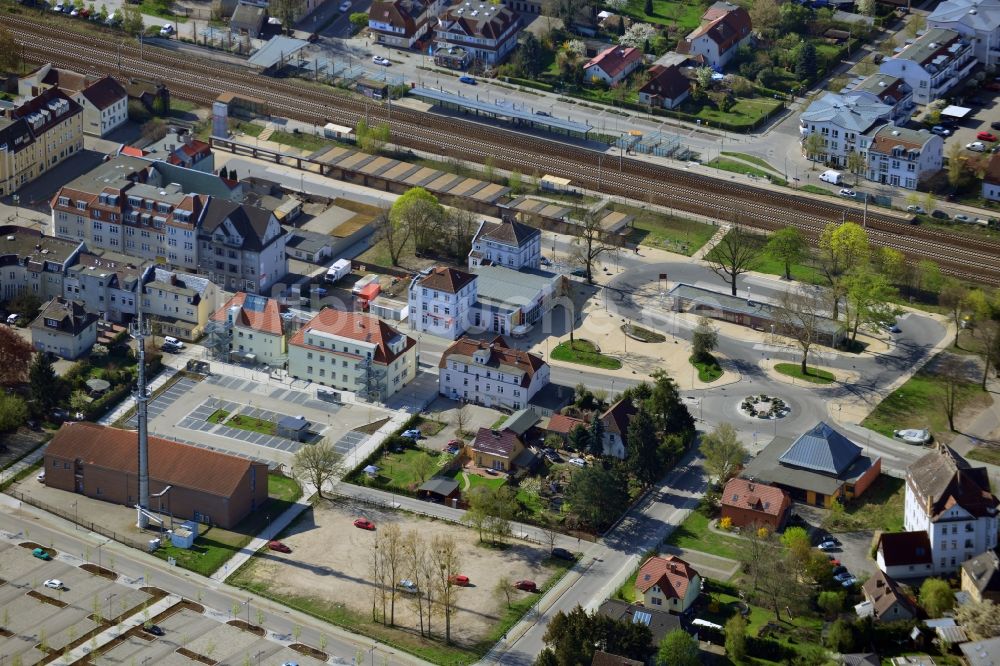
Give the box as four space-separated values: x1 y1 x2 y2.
130 279 151 529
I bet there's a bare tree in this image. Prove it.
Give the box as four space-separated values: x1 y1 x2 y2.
452 403 470 437
292 440 343 499
706 226 762 296
773 288 826 375
418 535 438 637
402 531 428 636
369 533 384 622
571 210 618 283
431 535 460 644
940 354 968 431
939 278 970 348
383 524 403 626
493 576 514 609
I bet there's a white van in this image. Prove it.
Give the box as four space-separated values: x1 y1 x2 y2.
819 170 843 185
5 313 18 325
163 336 185 349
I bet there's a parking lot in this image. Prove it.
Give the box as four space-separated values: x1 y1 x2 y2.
0 538 331 666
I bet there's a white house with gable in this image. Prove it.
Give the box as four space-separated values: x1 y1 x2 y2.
438 335 548 410
408 266 478 339
928 0 1000 67
468 216 541 270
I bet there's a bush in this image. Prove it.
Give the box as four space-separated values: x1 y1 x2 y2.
719 516 732 531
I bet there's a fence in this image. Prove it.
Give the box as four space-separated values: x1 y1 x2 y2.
8 489 149 552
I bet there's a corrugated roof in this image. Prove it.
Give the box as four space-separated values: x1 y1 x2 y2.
778 422 861 475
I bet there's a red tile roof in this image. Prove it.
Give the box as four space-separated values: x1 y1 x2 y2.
471 427 523 460
439 336 546 387
418 266 476 294
636 555 699 599
584 46 643 81
289 308 414 365
46 422 259 498
546 413 587 435
686 2 751 53
211 292 285 337
877 531 933 567
721 478 790 517
601 398 637 437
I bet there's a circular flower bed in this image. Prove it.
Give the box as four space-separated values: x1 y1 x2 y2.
740 394 790 420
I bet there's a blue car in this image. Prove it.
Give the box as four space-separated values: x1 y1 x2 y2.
459 75 476 85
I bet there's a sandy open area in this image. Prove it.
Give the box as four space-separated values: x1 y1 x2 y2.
236 499 560 646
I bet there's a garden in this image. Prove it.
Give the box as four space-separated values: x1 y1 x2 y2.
551 339 623 370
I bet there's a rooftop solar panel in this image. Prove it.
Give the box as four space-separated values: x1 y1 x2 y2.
633 611 652 626
244 294 267 312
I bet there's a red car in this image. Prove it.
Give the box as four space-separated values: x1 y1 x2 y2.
514 580 537 592
267 540 291 553
829 558 841 567
978 131 998 142
446 439 463 448
353 518 376 531
448 574 470 587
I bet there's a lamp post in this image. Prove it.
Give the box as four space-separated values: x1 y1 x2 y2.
72 500 78 530
106 593 117 621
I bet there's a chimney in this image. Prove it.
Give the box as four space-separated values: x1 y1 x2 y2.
748 482 754 491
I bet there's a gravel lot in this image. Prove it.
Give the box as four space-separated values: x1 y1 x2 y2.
236 499 560 645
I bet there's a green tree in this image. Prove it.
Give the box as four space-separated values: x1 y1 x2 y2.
291 439 343 498
818 222 871 319
825 619 855 652
0 325 33 386
390 187 444 258
271 0 304 30
947 141 965 188
567 423 592 452
795 41 817 83
349 11 368 32
647 370 695 437
845 269 899 341
28 353 67 416
699 423 746 484
706 227 762 297
939 278 970 348
508 170 523 195
120 4 143 34
691 317 718 362
804 131 825 165
724 614 747 663
626 406 661 487
565 465 630 529
0 394 28 433
537 605 651 665
846 150 866 185
0 26 22 74
817 590 846 617
656 629 699 666
920 578 955 617
588 414 605 457
765 227 806 281
749 0 781 38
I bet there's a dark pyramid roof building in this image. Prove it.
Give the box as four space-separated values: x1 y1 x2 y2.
778 421 862 475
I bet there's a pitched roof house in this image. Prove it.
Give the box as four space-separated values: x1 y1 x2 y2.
211 292 303 366
368 0 441 48
638 64 691 110
468 216 541 270
861 569 918 622
583 46 643 86
984 153 1000 202
230 2 266 37
596 600 683 654
720 478 791 530
438 336 549 410
469 427 526 472
677 1 752 69
30 297 98 360
961 550 1000 603
876 531 934 579
434 2 521 65
635 555 702 613
600 398 637 459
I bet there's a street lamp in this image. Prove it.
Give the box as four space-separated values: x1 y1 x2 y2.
72 500 78 530
106 593 117 621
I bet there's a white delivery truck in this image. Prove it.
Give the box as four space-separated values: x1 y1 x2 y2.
325 258 352 284
351 273 379 295
819 170 843 185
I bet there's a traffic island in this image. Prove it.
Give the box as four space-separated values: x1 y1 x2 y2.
551 340 623 370
774 363 836 385
689 353 723 382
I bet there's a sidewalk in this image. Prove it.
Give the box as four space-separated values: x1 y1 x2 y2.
0 446 47 486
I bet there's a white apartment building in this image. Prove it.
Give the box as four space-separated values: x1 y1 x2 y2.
867 125 944 189
63 255 146 323
288 309 416 402
141 268 218 342
0 225 83 303
800 92 891 168
74 76 128 138
904 445 999 574
434 2 521 66
677 1 752 70
929 0 1000 67
29 297 98 360
438 335 549 410
368 0 443 48
879 28 975 105
210 291 294 367
408 266 478 339
468 217 541 270
850 74 915 125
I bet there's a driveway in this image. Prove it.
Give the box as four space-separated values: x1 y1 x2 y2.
794 505 878 581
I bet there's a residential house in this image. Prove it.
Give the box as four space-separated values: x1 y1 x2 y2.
408 266 478 339
866 125 943 190
960 637 1000 666
287 309 416 402
876 531 934 579
368 0 442 49
141 268 218 342
50 156 210 273
928 0 1000 67
284 229 333 264
878 28 975 105
468 427 525 472
983 153 1000 202
720 477 792 531
583 46 643 86
638 64 691 110
961 550 1000 603
600 398 637 459
230 2 266 37
635 555 701 613
142 131 215 172
860 570 919 622
63 254 146 324
468 216 541 270
211 292 292 366
0 225 84 303
471 265 567 336
596 600 683 655
591 651 643 666
18 65 128 138
544 413 587 442
434 2 521 66
198 198 288 294
30 297 98 359
741 421 882 507
0 88 83 197
850 73 915 124
799 92 893 168
904 444 999 574
44 422 268 529
125 80 170 115
438 335 549 410
498 408 540 439
676 1 752 70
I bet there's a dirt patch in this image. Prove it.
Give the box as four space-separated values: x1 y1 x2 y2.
355 417 391 434
79 563 117 580
233 499 561 646
27 590 67 608
176 646 215 664
19 542 56 558
290 643 328 660
227 619 265 636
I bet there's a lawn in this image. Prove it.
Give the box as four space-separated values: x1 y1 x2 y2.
663 511 744 561
361 447 450 493
690 354 723 382
620 205 716 255
862 364 990 440
774 363 836 384
623 323 666 343
822 475 904 533
617 0 705 30
267 130 333 153
681 97 783 129
551 340 622 370
798 184 831 196
707 158 786 184
151 474 302 576
967 446 1000 465
720 152 781 174
444 469 507 493
751 253 827 285
209 409 278 436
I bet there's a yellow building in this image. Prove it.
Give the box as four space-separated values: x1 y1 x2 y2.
0 88 83 197
468 427 526 472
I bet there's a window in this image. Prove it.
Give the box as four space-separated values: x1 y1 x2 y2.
651 597 662 606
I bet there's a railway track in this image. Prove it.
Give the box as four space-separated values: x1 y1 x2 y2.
7 14 1000 284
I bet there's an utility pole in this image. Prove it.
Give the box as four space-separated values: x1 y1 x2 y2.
132 273 151 529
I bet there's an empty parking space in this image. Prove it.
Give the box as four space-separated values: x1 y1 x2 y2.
331 430 366 455
123 377 199 429
178 398 319 454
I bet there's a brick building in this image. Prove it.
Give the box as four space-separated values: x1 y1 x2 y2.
720 477 792 531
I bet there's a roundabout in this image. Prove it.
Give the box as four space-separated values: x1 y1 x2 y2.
740 394 790 420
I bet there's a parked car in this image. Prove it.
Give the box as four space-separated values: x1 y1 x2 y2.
267 540 292 553
372 55 390 66
448 574 470 586
514 580 537 592
163 336 184 349
841 576 858 587
339 0 351 9
445 439 463 448
142 624 165 636
833 572 853 583
353 518 376 530
894 428 932 444
551 547 576 561
568 457 586 467
43 579 62 589
967 141 987 152
832 566 847 576
955 214 973 223
930 125 951 136
32 548 51 560
931 210 949 220
906 205 925 214
160 23 174 36
6 313 19 325
977 131 997 142
534 111 551 117
401 429 421 440
398 579 418 593
839 188 856 198
458 75 476 84
540 256 552 266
